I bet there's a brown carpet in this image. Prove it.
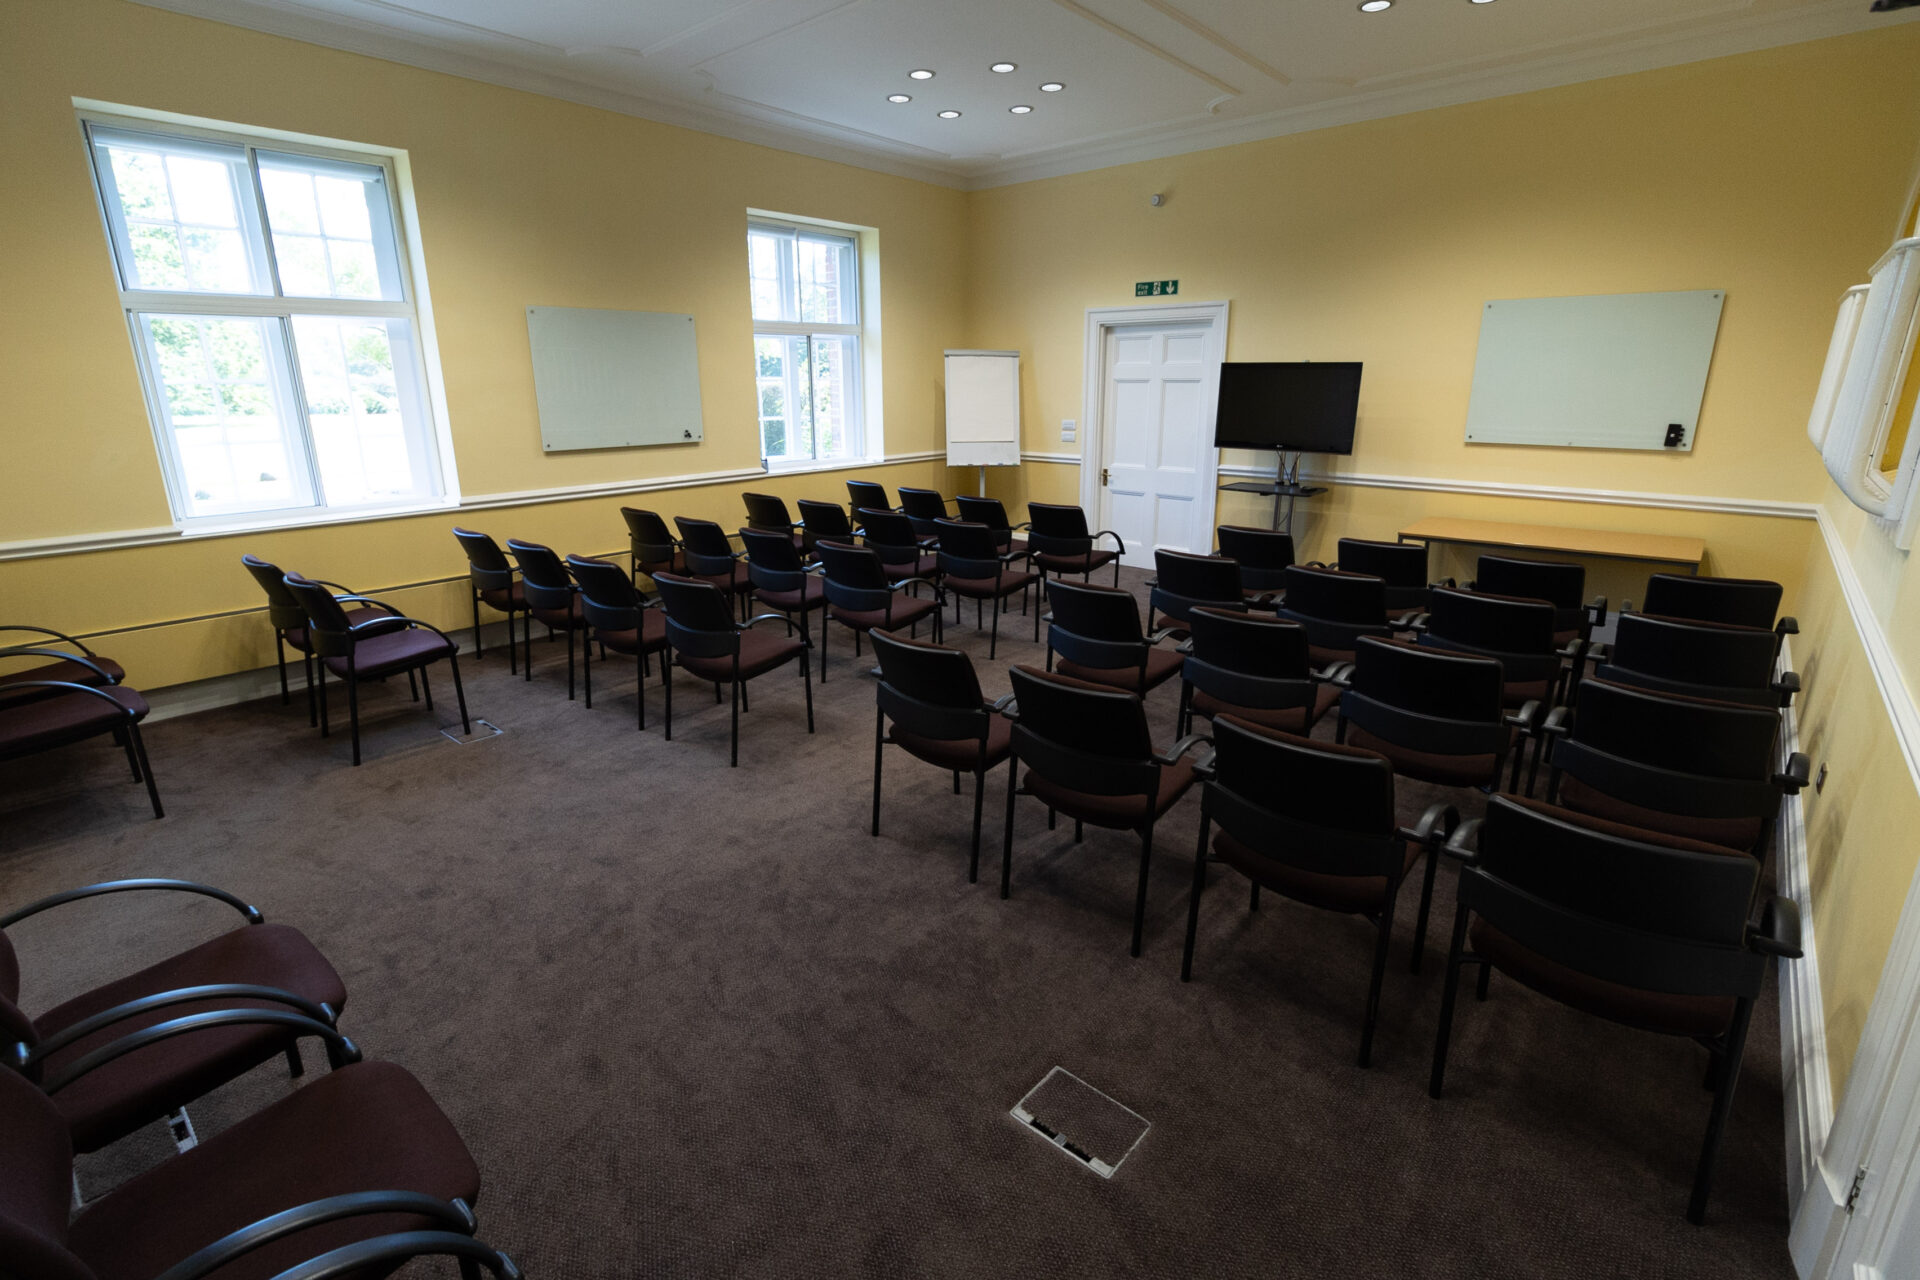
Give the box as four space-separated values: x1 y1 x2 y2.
0 568 1797 1279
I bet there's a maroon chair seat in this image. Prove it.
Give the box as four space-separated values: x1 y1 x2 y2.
1034 546 1119 576
593 608 668 657
477 582 526 613
283 607 392 654
830 592 942 636
760 577 827 612
0 686 148 756
320 627 454 681
26 923 347 1155
891 715 1012 773
1467 919 1734 1038
0 655 125 696
1024 754 1197 828
1056 646 1185 696
943 569 1038 598
1213 829 1422 916
1346 726 1503 789
1189 682 1341 735
61 1061 485 1280
880 552 940 579
675 628 804 681
528 594 587 633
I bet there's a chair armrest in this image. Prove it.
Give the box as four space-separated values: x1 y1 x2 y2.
1585 595 1609 627
1538 705 1571 738
744 613 807 641
24 983 339 1067
1404 612 1431 633
256 1231 520 1280
1504 699 1543 732
1302 560 1327 569
1154 732 1213 767
0 624 96 654
1775 670 1801 704
1388 609 1423 628
1585 643 1609 664
1441 818 1484 864
1555 637 1587 662
1094 529 1126 554
990 692 1018 720
1778 616 1800 637
1775 751 1813 794
889 576 941 598
152 1194 480 1280
1142 577 1158 590
1749 895 1803 960
306 579 369 598
1146 626 1185 646
1315 661 1354 688
1175 639 1194 655
1397 802 1460 848
0 648 121 683
1 878 261 929
997 549 1028 565
42 1008 362 1094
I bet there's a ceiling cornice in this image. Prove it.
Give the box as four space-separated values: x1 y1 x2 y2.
123 0 1920 192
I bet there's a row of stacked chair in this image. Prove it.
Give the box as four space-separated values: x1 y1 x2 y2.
0 626 163 818
0 877 518 1277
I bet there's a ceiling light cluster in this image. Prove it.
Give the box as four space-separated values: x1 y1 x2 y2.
886 65 1065 118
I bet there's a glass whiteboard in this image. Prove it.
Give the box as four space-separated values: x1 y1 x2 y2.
1463 289 1725 452
527 306 704 452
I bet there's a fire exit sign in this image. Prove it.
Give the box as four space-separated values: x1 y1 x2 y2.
1135 280 1178 297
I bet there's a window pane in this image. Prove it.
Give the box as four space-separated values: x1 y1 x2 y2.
748 230 790 322
291 316 427 506
140 314 308 515
97 132 270 295
259 153 402 300
755 334 812 460
809 334 856 459
796 234 855 325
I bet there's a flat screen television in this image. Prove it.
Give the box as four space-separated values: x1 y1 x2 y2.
1213 361 1362 454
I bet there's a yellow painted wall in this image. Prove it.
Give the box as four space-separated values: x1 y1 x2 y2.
0 0 972 684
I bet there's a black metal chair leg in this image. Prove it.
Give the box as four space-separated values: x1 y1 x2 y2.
1412 842 1442 974
1181 809 1211 981
1359 893 1399 1068
419 665 433 711
969 768 986 883
1429 903 1474 1098
285 1044 304 1078
953 771 961 795
1476 961 1493 1001
472 592 484 660
347 666 362 766
275 634 290 705
1130 820 1156 958
729 677 740 767
802 649 814 732
1001 754 1020 899
582 633 592 708
447 654 470 735
1250 881 1260 911
407 668 419 702
636 649 647 730
871 706 885 837
317 664 330 737
1687 998 1755 1225
129 724 164 818
663 650 674 740
303 652 317 727
566 625 576 700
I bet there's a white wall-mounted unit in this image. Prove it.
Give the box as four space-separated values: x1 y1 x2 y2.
1463 289 1726 452
1807 285 1871 450
944 349 1021 468
527 306 704 452
1816 239 1920 548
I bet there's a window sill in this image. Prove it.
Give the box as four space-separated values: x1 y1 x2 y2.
177 496 461 541
761 455 886 479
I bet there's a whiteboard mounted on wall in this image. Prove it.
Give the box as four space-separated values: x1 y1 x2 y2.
527 306 704 452
1463 289 1725 452
945 350 1021 468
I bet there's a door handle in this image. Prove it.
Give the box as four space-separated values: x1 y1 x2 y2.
1101 467 1110 487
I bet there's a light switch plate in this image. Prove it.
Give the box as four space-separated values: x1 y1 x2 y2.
1061 418 1077 442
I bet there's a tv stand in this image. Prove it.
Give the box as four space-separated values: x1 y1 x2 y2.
1217 448 1327 534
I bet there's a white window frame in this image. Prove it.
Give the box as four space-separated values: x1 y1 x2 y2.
747 215 875 474
79 104 459 532
1814 237 1920 548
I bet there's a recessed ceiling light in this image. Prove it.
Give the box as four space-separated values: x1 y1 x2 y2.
887 93 911 103
1469 0 1497 4
1010 104 1033 114
991 62 1016 73
937 110 961 119
1039 82 1064 92
1359 0 1392 10
908 69 935 80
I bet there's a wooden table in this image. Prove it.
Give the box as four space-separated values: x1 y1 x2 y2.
1396 517 1704 572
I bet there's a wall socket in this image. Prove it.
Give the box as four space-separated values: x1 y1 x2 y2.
1061 418 1077 443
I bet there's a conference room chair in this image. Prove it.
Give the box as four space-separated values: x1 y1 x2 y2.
242 556 397 719
869 628 1015 882
1333 538 1432 619
954 494 1029 559
653 572 814 767
741 491 807 555
1428 795 1801 1224
1333 635 1539 793
854 508 940 578
846 478 897 513
998 665 1210 956
0 626 125 701
0 657 163 818
506 539 590 700
1176 607 1340 738
898 486 955 540
1536 677 1809 858
1044 578 1185 699
1641 573 1797 650
933 518 1041 658
797 498 857 557
739 527 829 643
1 877 346 1155
448 529 526 674
674 516 756 620
0 1057 519 1280
1026 501 1124 589
1215 525 1295 602
1472 554 1607 645
567 554 669 731
815 539 943 678
1418 587 1579 708
1273 565 1395 666
1147 548 1251 631
1593 611 1798 709
621 506 687 581
1182 716 1457 1065
281 573 470 766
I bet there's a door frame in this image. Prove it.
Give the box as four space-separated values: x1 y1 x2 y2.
1079 300 1231 560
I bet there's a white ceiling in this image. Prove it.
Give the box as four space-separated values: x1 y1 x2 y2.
132 0 1919 188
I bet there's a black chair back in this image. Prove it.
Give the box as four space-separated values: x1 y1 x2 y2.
1420 588 1563 690
1215 526 1294 592
620 508 678 575
1336 539 1428 612
569 554 645 624
453 528 516 594
1341 635 1509 753
281 574 354 656
933 519 1002 579
847 479 892 512
871 628 989 742
797 499 854 542
855 509 925 571
1475 555 1590 637
898 487 950 534
673 517 741 577
1207 716 1399 877
1007 665 1155 800
1642 574 1784 632
741 492 796 534
1274 565 1392 656
954 495 1018 549
1600 613 1781 706
739 527 810 597
1045 579 1146 671
1026 502 1095 560
241 554 305 631
1182 608 1317 718
816 539 896 613
651 572 740 660
506 539 577 614
1151 550 1246 625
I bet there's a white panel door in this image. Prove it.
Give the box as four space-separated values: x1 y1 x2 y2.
1099 321 1213 567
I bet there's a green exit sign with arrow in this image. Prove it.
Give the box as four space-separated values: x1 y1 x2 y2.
1135 280 1178 297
